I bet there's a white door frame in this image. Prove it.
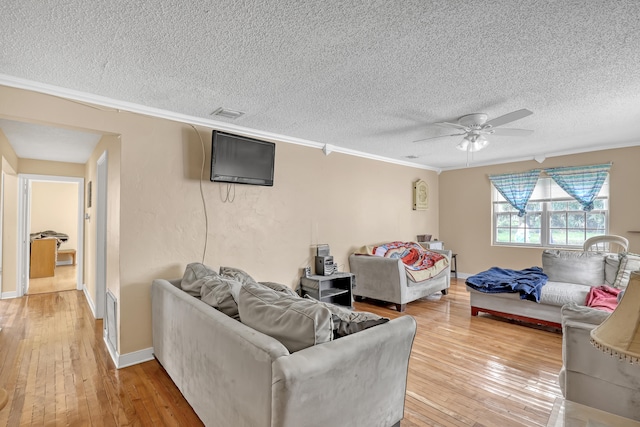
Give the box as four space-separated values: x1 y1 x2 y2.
0 172 4 296
17 174 85 297
95 151 108 320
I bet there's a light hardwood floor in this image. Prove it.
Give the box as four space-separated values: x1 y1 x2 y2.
0 279 563 426
28 264 77 295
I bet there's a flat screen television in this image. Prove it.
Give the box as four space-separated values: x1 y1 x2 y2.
210 131 276 186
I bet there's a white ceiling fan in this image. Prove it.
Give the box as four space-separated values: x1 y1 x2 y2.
414 109 534 152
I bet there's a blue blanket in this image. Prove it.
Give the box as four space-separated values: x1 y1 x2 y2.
465 266 548 302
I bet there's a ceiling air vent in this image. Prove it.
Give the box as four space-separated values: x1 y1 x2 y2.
211 107 245 119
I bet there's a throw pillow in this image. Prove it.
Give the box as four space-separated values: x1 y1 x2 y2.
542 250 605 286
238 282 333 353
199 275 242 320
220 266 258 286
304 295 389 338
181 262 218 297
613 252 640 289
604 254 621 286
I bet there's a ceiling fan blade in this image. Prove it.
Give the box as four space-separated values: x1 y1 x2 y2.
413 133 465 143
490 128 534 136
485 109 533 128
435 122 468 130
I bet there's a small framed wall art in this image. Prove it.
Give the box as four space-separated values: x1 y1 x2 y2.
87 181 92 208
413 179 429 210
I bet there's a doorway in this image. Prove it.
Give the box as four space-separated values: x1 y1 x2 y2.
28 180 81 295
18 174 84 297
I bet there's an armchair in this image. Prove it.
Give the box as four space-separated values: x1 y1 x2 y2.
559 303 640 420
348 249 451 312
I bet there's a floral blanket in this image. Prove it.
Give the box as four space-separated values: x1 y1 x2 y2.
361 241 449 282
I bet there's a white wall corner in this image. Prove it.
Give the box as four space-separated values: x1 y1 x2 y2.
114 346 154 369
1 291 18 299
83 284 96 317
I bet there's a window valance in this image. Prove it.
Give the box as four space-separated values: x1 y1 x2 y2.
488 163 611 214
489 169 541 217
545 163 611 211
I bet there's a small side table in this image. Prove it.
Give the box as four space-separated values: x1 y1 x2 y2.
300 272 354 308
451 253 458 279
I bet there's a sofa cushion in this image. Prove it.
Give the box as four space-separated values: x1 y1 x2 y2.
199 275 242 320
238 282 333 352
219 266 258 285
542 250 605 286
259 281 300 297
539 281 591 307
181 262 218 297
305 296 390 338
613 252 640 289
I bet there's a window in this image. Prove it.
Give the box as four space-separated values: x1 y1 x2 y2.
493 176 609 247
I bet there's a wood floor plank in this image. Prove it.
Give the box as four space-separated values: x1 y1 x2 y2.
0 279 563 426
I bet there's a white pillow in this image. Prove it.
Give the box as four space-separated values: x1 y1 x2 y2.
613 253 640 289
604 254 621 285
542 250 605 286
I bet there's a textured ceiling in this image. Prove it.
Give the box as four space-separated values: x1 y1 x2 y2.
0 119 101 164
1 0 639 170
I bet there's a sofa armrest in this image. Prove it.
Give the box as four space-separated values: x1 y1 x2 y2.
271 315 417 427
152 278 290 427
561 302 609 328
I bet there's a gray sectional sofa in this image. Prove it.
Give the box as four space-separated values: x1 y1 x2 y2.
467 249 624 328
151 271 417 427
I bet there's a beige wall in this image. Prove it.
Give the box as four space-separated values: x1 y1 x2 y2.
1 129 19 295
0 85 437 356
20 158 85 177
83 135 121 335
30 181 78 251
0 129 19 173
1 158 18 295
439 146 640 275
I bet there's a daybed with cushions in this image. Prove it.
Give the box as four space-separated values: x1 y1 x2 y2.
152 263 417 427
467 249 640 328
349 241 452 312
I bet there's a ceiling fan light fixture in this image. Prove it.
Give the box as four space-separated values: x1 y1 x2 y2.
456 134 489 152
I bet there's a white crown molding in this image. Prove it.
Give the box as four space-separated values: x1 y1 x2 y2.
0 74 435 171
439 140 640 172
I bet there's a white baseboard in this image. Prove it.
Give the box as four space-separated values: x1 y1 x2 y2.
118 347 155 369
102 334 154 369
1 291 18 299
83 284 96 317
455 272 471 279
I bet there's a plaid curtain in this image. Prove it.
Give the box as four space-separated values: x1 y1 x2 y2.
489 169 541 217
545 163 611 211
